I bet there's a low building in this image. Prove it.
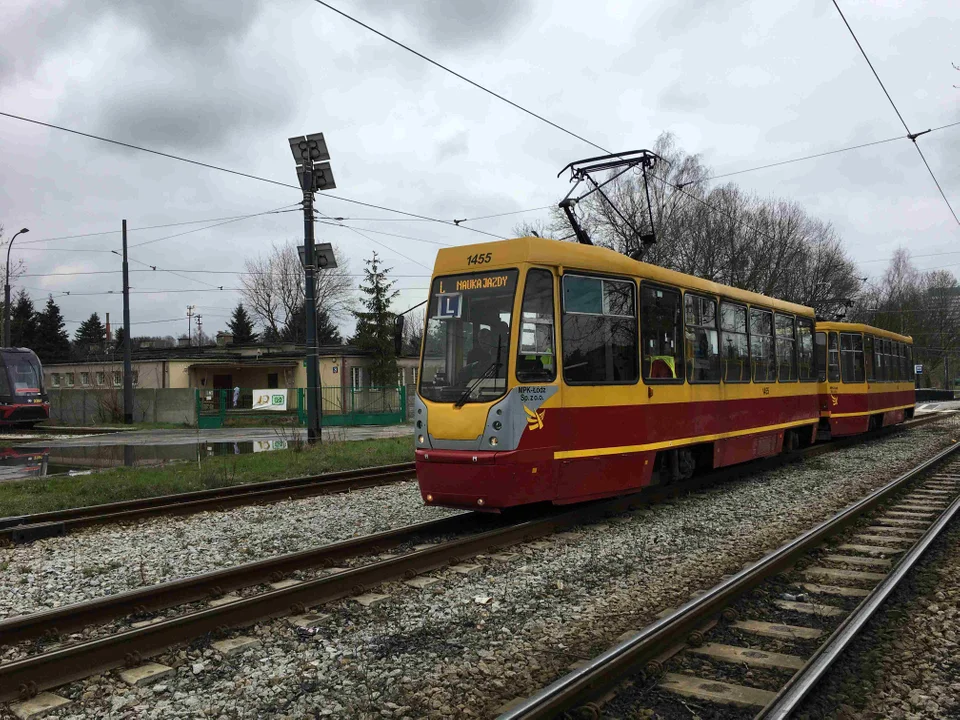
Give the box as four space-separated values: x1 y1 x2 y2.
42 342 421 424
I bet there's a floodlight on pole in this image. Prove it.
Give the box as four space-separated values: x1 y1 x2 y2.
288 132 338 444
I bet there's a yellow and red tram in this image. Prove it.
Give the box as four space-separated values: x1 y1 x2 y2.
414 237 821 510
814 322 915 438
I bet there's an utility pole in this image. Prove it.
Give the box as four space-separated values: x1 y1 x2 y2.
302 165 321 444
122 220 133 424
288 133 337 445
186 305 195 347
195 315 203 350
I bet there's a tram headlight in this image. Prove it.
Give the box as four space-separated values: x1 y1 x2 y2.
492 421 502 431
416 420 422 429
418 435 425 444
489 436 498 446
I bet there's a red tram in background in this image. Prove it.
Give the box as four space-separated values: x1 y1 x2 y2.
815 322 915 438
414 238 823 511
0 348 49 427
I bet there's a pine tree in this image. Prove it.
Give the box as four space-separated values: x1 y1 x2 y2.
9 289 37 349
33 296 71 363
352 252 399 386
73 312 106 358
113 327 126 351
227 303 257 344
317 308 343 346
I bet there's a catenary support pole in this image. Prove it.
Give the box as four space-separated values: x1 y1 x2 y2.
302 167 321 443
122 220 133 424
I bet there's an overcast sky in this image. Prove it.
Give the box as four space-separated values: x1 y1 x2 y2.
0 0 957 340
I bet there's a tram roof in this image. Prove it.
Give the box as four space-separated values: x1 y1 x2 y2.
815 321 912 344
433 236 815 317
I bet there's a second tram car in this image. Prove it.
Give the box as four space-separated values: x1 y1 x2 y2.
0 348 48 427
815 322 915 438
415 237 821 510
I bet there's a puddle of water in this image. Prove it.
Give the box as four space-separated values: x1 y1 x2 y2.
0 440 290 482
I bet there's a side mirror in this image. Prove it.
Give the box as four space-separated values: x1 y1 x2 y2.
394 315 405 356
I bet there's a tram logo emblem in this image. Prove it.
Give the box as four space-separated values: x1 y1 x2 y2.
830 393 839 406
524 405 545 431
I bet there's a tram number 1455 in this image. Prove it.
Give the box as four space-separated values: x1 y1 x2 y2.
467 253 492 266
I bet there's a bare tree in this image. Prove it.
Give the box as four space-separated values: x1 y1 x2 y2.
240 241 354 340
401 308 425 355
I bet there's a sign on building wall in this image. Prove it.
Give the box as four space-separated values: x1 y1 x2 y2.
252 389 288 411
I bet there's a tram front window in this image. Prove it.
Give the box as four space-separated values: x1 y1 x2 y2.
1 351 43 396
419 269 519 404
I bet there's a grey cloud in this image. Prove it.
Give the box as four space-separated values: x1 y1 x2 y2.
658 82 709 112
361 0 534 49
435 131 469 162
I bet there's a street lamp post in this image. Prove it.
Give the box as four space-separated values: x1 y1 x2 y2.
4 227 30 347
288 133 337 444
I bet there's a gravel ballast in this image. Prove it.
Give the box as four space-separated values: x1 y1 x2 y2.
2 416 959 719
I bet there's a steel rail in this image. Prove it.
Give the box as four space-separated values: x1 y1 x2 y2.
497 439 960 719
0 462 416 542
0 512 476 645
758 488 960 719
0 493 647 703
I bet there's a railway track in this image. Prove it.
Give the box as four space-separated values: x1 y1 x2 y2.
0 461 417 543
0 414 947 709
497 439 960 719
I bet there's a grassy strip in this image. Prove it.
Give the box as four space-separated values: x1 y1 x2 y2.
0 436 414 518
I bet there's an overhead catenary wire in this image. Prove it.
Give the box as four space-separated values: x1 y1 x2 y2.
0 110 503 241
830 0 960 227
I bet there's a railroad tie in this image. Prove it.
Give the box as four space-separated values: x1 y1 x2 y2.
730 619 823 640
822 554 892 569
659 673 776 708
688 642 804 670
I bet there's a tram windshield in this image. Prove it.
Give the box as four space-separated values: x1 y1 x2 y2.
419 269 519 404
0 350 44 396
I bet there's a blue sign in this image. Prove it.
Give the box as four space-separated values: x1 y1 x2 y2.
437 293 462 319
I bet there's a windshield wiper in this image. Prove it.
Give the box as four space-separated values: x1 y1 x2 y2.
454 335 503 409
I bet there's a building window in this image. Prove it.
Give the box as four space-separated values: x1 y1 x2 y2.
562 274 638 385
351 366 363 389
797 317 816 382
840 333 865 383
775 313 797 382
113 371 122 387
412 367 418 386
516 269 556 383
641 284 683 382
132 371 140 387
80 372 90 386
749 308 776 383
684 293 720 383
51 373 61 387
397 368 405 386
96 371 105 386
65 372 75 387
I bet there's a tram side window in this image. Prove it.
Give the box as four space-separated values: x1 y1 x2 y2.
828 332 841 382
816 332 827 382
641 285 684 382
775 313 798 382
562 275 638 384
797 317 816 382
899 343 908 382
684 293 720 382
888 340 899 382
875 338 886 382
840 333 865 383
907 345 915 380
516 269 556 383
750 308 776 383
720 301 750 382
864 335 875 381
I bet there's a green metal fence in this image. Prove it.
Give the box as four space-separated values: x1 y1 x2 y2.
196 386 406 429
